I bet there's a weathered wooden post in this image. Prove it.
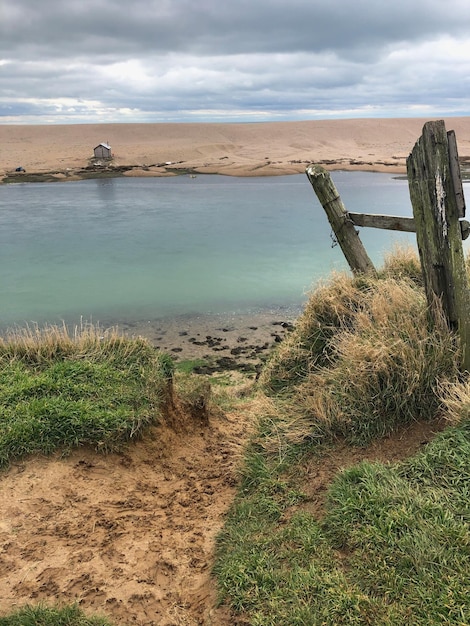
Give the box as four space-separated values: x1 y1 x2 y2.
306 164 376 275
407 120 470 371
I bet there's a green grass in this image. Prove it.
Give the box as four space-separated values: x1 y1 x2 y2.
214 426 382 625
324 421 470 625
0 604 113 626
215 414 470 625
174 358 209 374
0 324 173 467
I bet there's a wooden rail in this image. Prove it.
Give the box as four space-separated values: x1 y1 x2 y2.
347 212 469 239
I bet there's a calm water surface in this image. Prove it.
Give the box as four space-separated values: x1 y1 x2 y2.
0 172 445 329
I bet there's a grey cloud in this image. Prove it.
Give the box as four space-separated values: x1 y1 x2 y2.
1 0 469 123
2 0 468 59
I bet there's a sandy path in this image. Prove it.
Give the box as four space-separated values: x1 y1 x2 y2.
0 399 254 625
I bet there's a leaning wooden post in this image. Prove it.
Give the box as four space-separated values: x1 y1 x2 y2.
407 120 470 371
306 164 376 275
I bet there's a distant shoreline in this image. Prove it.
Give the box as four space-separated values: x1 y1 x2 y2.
2 117 469 184
0 159 408 185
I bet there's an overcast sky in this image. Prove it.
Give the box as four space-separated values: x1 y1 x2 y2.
1 0 469 124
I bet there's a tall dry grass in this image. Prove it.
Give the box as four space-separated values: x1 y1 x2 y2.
440 377 470 425
0 321 159 366
258 272 369 391
297 278 458 443
260 248 462 445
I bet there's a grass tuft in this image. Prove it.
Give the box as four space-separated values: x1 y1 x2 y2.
379 243 424 286
0 603 113 626
0 323 172 467
295 278 458 444
258 272 367 392
260 247 460 445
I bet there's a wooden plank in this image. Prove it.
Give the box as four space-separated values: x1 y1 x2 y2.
347 213 415 232
348 212 470 240
447 130 466 218
306 164 376 275
407 120 470 371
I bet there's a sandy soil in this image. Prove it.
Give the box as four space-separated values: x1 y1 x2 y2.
1 117 470 182
0 400 248 626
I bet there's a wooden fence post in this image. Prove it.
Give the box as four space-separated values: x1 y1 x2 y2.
407 120 470 371
306 164 376 275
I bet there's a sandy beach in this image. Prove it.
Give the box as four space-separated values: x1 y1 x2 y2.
2 117 470 182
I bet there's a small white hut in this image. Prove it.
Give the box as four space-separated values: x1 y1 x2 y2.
93 143 112 159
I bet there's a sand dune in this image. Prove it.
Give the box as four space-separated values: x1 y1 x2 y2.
1 117 469 180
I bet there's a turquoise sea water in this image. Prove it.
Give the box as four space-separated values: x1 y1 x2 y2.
0 171 450 330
